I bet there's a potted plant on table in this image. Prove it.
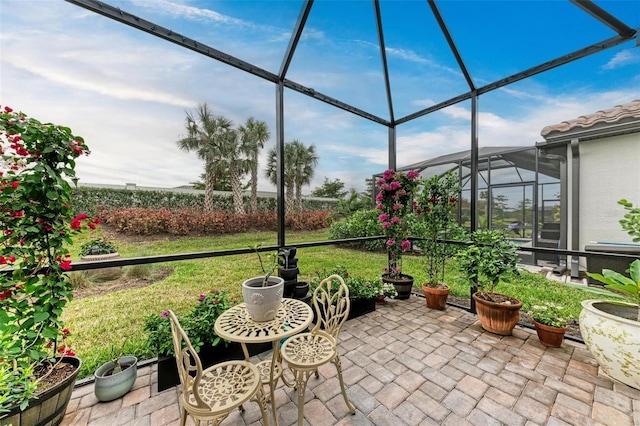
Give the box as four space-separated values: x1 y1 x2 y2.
0 106 97 424
415 171 461 310
375 169 420 299
456 228 520 335
242 245 285 322
530 303 569 347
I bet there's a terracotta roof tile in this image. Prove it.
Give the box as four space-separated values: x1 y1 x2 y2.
540 99 640 138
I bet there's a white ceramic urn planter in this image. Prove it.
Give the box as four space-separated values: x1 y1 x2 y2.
242 276 285 322
579 300 640 390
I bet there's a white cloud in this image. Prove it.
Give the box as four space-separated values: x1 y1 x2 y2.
602 49 640 70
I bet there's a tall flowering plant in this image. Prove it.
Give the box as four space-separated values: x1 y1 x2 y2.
375 169 420 279
415 172 461 287
0 106 96 413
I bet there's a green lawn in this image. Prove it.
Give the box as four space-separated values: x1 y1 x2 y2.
64 228 600 379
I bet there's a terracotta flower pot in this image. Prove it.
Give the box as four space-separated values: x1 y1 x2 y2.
422 283 450 310
533 320 567 348
472 292 522 335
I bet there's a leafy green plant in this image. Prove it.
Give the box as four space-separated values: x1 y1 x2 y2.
455 229 519 301
415 171 461 287
79 238 118 256
530 303 570 328
144 289 236 356
586 260 640 321
310 265 382 299
619 199 640 242
252 244 281 286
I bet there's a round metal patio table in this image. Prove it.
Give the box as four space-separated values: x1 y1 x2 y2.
214 298 313 426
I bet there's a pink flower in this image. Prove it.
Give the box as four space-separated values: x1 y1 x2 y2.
375 193 383 202
401 240 411 251
392 203 402 211
161 311 169 317
382 221 391 229
406 170 420 179
378 213 389 221
376 204 383 210
391 217 400 224
382 169 395 180
386 239 396 247
389 181 401 190
376 178 385 185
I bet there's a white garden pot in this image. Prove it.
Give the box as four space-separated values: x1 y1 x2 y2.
242 276 285 322
579 300 640 390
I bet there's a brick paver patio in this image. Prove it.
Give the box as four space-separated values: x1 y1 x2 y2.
61 294 640 425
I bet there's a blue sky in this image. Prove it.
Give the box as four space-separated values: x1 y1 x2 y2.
1 0 639 193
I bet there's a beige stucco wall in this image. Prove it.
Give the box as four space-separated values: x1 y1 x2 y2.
578 132 640 248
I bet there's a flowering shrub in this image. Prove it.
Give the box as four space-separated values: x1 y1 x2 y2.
531 303 569 328
415 172 461 287
98 207 331 235
375 169 420 278
144 289 236 356
0 106 96 413
380 282 398 299
310 265 383 299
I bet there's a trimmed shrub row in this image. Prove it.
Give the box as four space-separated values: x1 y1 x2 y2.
97 207 332 236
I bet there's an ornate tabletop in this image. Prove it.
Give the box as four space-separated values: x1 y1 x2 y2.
215 298 313 344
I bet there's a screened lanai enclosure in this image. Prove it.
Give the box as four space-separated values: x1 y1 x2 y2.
3 0 639 270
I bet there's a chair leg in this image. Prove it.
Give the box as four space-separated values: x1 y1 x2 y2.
333 354 356 414
293 369 309 426
179 406 188 426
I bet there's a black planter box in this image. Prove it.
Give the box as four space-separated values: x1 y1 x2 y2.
348 297 376 320
157 341 272 392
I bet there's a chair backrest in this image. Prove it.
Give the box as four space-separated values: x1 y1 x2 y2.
311 274 351 338
167 310 208 410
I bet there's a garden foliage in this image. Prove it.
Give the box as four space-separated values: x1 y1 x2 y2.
71 186 337 217
97 207 331 236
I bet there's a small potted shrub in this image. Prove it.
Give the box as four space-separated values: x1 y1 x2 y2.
530 303 569 347
456 229 520 335
94 341 138 402
310 266 382 319
415 171 461 310
79 238 121 281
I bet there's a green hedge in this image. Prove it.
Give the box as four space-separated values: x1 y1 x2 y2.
71 186 337 216
328 209 386 251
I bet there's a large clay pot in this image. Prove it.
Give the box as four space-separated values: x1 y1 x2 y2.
472 292 522 335
242 276 285 322
3 356 81 426
533 320 567 348
580 300 640 390
382 274 414 300
422 283 450 310
94 356 138 402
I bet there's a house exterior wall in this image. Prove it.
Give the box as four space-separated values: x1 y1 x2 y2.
578 132 640 248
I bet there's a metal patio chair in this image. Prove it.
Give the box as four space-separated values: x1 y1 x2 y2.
168 311 270 426
280 274 356 425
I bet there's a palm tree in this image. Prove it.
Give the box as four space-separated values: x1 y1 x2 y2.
292 141 319 212
265 142 296 215
238 117 270 212
265 140 319 214
176 103 233 211
218 129 250 214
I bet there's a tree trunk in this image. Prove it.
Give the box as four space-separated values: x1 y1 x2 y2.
295 182 303 212
230 166 245 214
286 185 295 216
204 163 215 212
250 152 258 212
